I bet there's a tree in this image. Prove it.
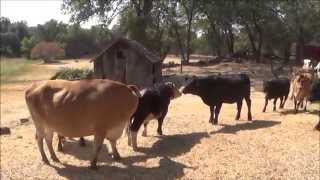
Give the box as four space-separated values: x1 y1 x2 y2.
63 24 95 58
9 21 29 41
62 0 153 46
0 17 11 33
0 32 21 56
35 19 67 42
31 41 65 62
21 36 37 58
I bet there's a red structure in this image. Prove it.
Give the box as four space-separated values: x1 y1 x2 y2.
297 44 320 63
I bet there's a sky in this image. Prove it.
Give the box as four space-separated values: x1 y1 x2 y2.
0 0 102 28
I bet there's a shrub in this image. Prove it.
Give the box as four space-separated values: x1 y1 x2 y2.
50 68 93 80
21 36 37 58
30 41 65 62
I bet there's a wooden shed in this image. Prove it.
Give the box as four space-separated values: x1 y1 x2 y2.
91 37 162 87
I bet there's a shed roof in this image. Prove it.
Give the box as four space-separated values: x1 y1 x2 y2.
91 37 160 63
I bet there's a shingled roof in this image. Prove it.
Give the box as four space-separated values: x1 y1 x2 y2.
91 37 160 63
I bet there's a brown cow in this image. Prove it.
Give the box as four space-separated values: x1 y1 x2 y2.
289 71 314 112
25 79 139 169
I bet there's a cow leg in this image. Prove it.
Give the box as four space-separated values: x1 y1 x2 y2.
57 135 65 152
213 103 222 125
142 123 148 137
303 98 308 111
299 100 304 109
273 98 277 112
36 130 49 164
90 134 104 169
315 120 320 131
281 95 288 109
245 96 252 121
79 137 86 147
44 130 60 162
294 97 298 113
262 97 268 112
157 107 168 136
129 113 148 150
279 97 283 109
110 140 121 160
130 131 138 151
235 100 243 120
209 106 215 123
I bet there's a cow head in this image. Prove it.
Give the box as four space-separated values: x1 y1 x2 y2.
160 82 181 100
181 76 199 95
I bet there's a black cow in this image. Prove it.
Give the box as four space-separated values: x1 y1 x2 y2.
182 73 252 125
309 80 320 130
262 78 290 112
128 82 181 150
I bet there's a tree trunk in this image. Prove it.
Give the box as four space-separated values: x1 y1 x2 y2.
244 23 258 59
283 43 291 64
225 23 234 55
296 27 304 64
173 24 186 73
254 21 262 63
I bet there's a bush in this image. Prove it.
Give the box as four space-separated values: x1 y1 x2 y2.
50 68 93 80
30 41 65 62
0 32 20 56
21 36 37 58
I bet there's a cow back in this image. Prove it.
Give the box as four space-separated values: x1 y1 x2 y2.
25 79 139 137
197 74 250 104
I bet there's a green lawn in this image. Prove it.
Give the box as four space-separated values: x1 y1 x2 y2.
0 57 38 83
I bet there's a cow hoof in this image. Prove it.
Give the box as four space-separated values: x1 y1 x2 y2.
90 164 98 170
262 110 266 113
79 141 86 147
57 147 63 152
157 131 163 136
52 156 60 163
42 158 50 165
142 133 147 137
112 154 121 161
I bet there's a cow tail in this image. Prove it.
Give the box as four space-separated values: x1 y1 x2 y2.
127 85 142 97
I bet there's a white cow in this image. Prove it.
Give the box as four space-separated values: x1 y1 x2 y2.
302 59 313 70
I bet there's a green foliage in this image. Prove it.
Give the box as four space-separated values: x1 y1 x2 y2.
51 68 93 80
0 32 21 56
21 36 37 58
35 19 67 42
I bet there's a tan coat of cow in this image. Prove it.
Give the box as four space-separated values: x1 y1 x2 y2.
289 72 314 112
25 79 139 169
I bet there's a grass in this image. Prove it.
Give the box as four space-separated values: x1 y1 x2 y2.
0 57 38 83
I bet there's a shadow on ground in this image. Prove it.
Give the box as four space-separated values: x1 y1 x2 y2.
53 132 208 179
280 109 320 116
53 156 192 180
210 120 281 134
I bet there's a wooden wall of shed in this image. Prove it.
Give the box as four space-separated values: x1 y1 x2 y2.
93 56 103 78
126 51 154 87
94 44 162 87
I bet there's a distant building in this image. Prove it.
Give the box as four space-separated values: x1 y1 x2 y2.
91 37 162 87
295 36 320 63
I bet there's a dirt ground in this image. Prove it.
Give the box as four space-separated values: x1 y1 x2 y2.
1 58 319 179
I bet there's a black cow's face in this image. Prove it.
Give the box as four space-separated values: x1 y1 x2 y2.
181 79 199 95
